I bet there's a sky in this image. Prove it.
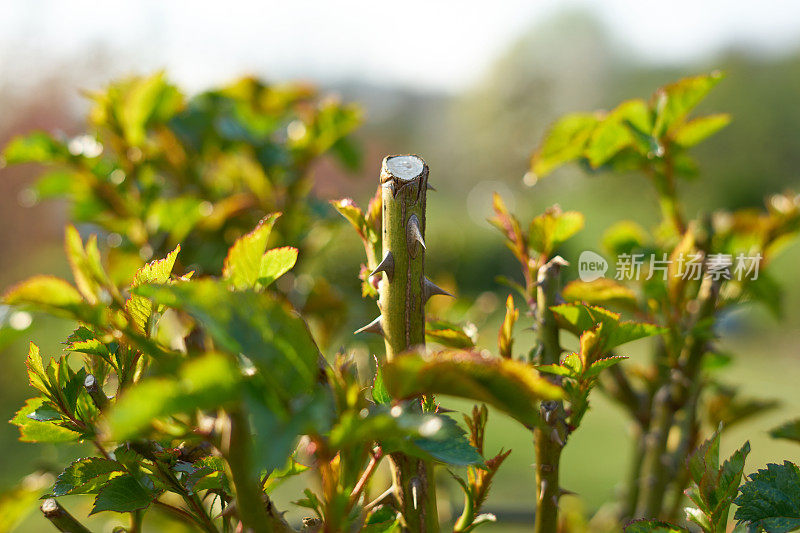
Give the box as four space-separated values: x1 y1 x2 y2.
1 0 800 94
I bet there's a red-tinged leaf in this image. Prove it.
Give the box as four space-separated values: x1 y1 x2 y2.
383 350 562 428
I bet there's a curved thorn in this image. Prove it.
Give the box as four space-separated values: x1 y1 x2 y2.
423 277 454 302
539 479 548 501
354 316 384 336
426 183 436 192
369 251 394 282
406 214 425 257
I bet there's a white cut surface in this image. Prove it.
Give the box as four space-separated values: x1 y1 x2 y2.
385 155 424 181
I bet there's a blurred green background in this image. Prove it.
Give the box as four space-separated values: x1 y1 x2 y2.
2 4 800 531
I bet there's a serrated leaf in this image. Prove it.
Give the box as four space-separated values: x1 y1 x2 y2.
528 208 584 256
65 225 106 304
135 280 319 401
372 359 391 405
673 114 731 147
52 457 125 496
584 356 628 379
531 113 600 177
258 246 298 288
106 352 240 440
771 419 800 444
125 245 180 334
10 398 81 443
734 461 800 533
551 303 665 352
223 213 280 289
25 342 48 395
90 474 155 515
383 351 562 428
652 72 725 138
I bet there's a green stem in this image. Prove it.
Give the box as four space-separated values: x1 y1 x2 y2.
374 155 439 532
532 258 566 533
226 409 272 533
40 499 92 533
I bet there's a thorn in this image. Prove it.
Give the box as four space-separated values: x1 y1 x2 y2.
550 428 564 447
411 478 420 510
406 214 425 258
369 251 394 282
551 495 559 507
426 182 436 192
355 316 383 336
423 277 454 302
539 479 548 501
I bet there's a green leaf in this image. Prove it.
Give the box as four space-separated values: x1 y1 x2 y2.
652 72 725 138
125 244 180 334
771 419 800 444
414 415 484 467
331 198 372 241
426 320 477 349
10 398 81 443
65 225 106 304
551 303 665 352
584 356 628 379
624 519 687 532
562 279 638 311
383 351 562 428
25 342 49 396
531 113 600 177
734 461 800 533
4 275 85 317
2 131 69 164
372 360 391 405
223 213 281 290
363 505 401 532
52 457 125 496
258 246 298 288
673 114 731 147
684 427 751 531
528 208 585 256
90 474 155 515
134 280 320 400
583 99 651 168
107 352 240 440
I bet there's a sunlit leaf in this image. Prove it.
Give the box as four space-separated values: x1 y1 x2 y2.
106 352 240 440
125 245 180 334
258 246 298 288
652 72 725 138
52 457 125 496
528 208 584 256
383 351 562 428
223 213 281 290
673 114 731 147
531 113 599 177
